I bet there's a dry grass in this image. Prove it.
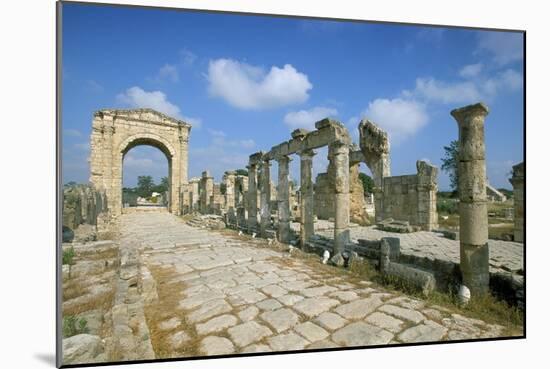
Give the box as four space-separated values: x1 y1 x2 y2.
143 265 202 359
75 247 119 261
63 288 116 316
488 223 515 240
62 278 90 301
346 259 523 333
61 245 119 319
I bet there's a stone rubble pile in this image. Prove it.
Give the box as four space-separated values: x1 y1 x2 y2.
186 214 226 230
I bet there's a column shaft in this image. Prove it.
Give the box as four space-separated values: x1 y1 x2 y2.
247 164 258 232
451 102 490 296
299 150 315 247
260 160 272 237
277 156 291 243
330 142 350 255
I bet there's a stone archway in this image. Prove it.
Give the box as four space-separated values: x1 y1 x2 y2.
89 109 191 216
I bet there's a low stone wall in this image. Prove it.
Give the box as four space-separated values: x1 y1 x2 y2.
379 160 438 231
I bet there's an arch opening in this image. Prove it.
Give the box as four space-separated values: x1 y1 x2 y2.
121 144 171 210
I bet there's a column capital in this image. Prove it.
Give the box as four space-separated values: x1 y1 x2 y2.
329 140 350 155
275 154 292 164
450 102 489 124
298 149 316 159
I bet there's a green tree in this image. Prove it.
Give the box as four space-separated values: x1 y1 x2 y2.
153 176 169 194
441 140 459 194
137 175 155 197
235 168 248 176
358 172 374 194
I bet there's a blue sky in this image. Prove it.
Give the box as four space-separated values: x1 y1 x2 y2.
61 3 524 190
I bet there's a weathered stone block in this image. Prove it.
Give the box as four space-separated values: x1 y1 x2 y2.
459 202 488 246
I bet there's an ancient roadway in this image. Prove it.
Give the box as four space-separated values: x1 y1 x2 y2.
119 211 510 359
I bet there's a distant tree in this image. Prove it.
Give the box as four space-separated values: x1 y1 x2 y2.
64 181 78 187
220 183 227 195
235 168 248 176
152 176 169 194
441 140 459 194
137 175 155 197
160 176 169 190
358 173 374 194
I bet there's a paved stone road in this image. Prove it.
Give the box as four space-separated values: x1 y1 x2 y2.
119 212 513 358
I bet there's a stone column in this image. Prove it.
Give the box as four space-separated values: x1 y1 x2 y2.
299 149 315 247
330 142 350 255
451 102 490 296
247 164 258 232
416 160 439 231
277 155 291 243
259 160 272 237
224 171 236 211
178 133 189 215
509 162 524 243
200 171 214 214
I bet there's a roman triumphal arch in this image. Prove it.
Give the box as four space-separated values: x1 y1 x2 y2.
89 108 191 216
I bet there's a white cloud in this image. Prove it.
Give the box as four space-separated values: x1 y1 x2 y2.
156 64 179 83
477 31 523 65
117 87 204 128
459 63 483 78
406 78 483 104
283 106 338 130
117 86 182 118
64 129 82 137
404 65 522 105
482 69 523 96
362 98 428 143
207 59 312 110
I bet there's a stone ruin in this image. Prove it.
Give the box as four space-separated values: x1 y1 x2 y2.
62 103 524 305
62 184 109 242
89 109 191 216
509 161 524 243
193 117 439 255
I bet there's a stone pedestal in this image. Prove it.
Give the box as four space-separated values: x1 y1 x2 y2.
277 156 291 243
259 160 272 237
299 149 315 247
330 142 350 255
509 162 524 243
451 102 490 296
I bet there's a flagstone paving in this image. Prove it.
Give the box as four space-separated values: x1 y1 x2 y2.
118 212 516 358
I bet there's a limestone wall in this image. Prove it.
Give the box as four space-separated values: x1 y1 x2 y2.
379 160 438 231
62 184 108 231
314 164 369 225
